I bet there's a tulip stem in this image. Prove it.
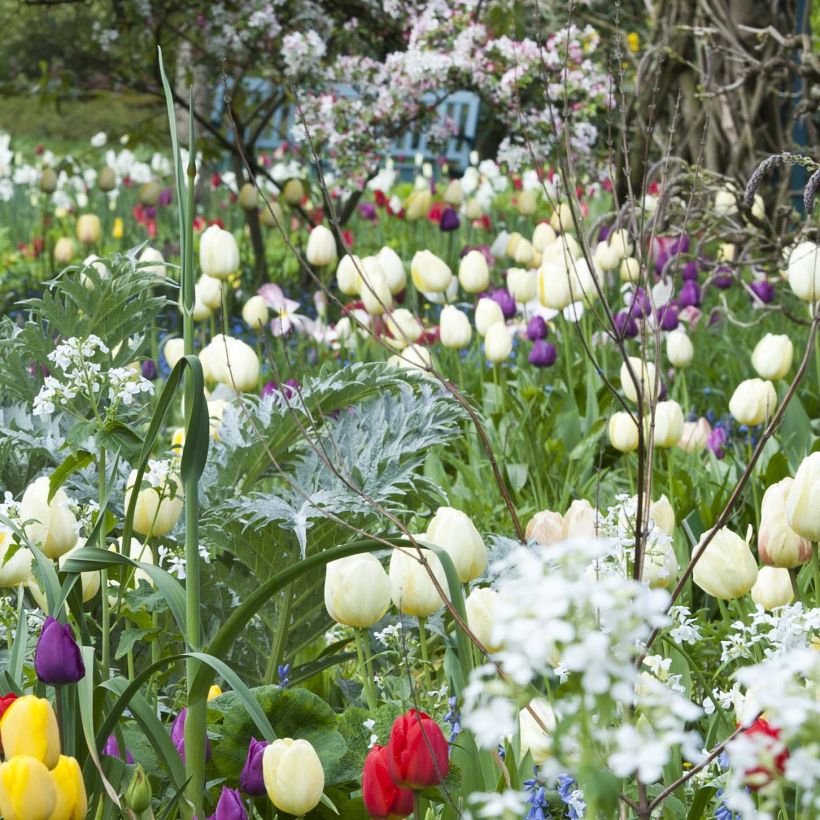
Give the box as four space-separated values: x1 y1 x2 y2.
813 544 820 608
354 628 378 712
417 617 433 696
99 446 110 676
413 790 422 820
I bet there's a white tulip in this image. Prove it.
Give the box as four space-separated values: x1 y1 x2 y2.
426 506 487 583
138 246 165 276
619 357 657 403
519 698 557 764
525 510 564 546
411 250 452 293
465 587 502 652
389 546 448 617
653 400 684 448
163 338 185 369
666 330 693 368
751 333 793 381
785 452 820 541
324 554 391 628
336 254 363 296
0 530 34 587
484 322 512 363
242 295 269 329
439 305 472 349
692 527 758 600
751 566 794 611
563 499 600 539
609 412 639 453
532 222 557 251
376 246 407 294
729 378 777 426
199 224 240 280
305 225 336 267
506 268 537 303
124 469 184 538
20 476 78 559
474 298 504 336
787 241 820 302
458 250 490 293
758 478 812 568
197 274 224 310
262 738 325 816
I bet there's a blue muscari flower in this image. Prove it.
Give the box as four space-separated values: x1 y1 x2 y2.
277 663 290 689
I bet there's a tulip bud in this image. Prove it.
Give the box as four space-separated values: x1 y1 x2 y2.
563 499 600 539
388 343 432 373
213 787 247 820
787 241 820 302
34 616 85 685
324 553 391 628
262 738 325 816
97 166 117 192
138 245 165 276
197 274 224 310
238 183 259 211
751 566 794 611
199 225 240 280
620 257 640 283
76 213 101 245
484 322 512 363
609 412 639 453
163 338 184 370
385 309 422 347
692 527 758 600
208 684 223 701
619 357 658 404
53 237 75 265
39 167 58 194
370 247 405 295
474 298 503 337
758 478 812 567
751 334 793 381
532 221 557 251
260 199 285 228
592 240 620 273
387 710 449 789
0 756 58 820
458 250 490 293
282 178 304 205
306 225 337 267
785 451 820 541
124 764 152 813
202 335 260 392
608 228 634 260
653 400 684 448
439 305 472 349
549 202 574 233
362 744 414 820
443 180 464 206
666 330 693 368
642 537 678 589
526 510 564 545
0 695 61 768
678 418 711 453
729 378 777 426
465 587 502 652
404 189 432 221
138 180 161 206
426 507 487 583
20 476 78 559
124 469 183 538
411 250 452 293
519 698 556 764
389 547 448 617
359 258 393 316
242 295 269 329
0 530 34 588
240 738 269 796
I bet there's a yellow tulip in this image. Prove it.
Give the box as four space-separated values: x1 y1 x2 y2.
112 217 124 239
0 756 58 820
207 685 223 701
48 756 87 820
0 696 61 768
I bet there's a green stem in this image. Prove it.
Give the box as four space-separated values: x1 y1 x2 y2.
99 447 110 676
413 790 422 820
417 617 432 696
264 584 293 685
354 629 378 712
812 543 820 608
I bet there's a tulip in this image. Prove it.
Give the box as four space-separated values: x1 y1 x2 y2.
40 167 58 194
164 338 184 370
336 254 363 296
197 274 224 310
282 178 304 204
549 202 574 233
516 189 537 216
404 189 432 221
729 378 777 426
525 510 564 546
262 738 325 816
458 250 490 293
34 617 85 685
242 295 269 329
538 259 593 310
0 756 57 820
740 718 789 790
563 499 600 539
389 547 447 617
526 315 548 341
484 323 512 363
411 250 452 293
666 330 693 368
751 566 794 610
199 225 240 280
375 246 407 295
787 241 820 301
360 260 393 316
76 214 101 244
439 207 460 232
749 278 775 304
240 738 269 796
425 507 487 583
388 343 432 373
387 710 449 788
53 237 75 265
306 225 337 267
49 755 87 820
238 182 259 211
443 180 464 206
620 257 640 283
138 246 165 276
203 335 260 392
642 537 678 589
758 478 812 568
714 188 737 216
465 587 502 652
97 166 117 192
207 685 223 702
123 765 152 813
362 744 414 820
679 280 702 307
464 198 483 220
171 708 212 764
619 357 657 404
512 237 535 266
0 530 34 588
474 298 504 336
0 695 61 768
0 693 17 720
385 309 422 348
20 476 78 559
532 222 557 251
649 496 675 536
439 305 472 349
507 267 537 303
124 469 184 538
324 554 391 628
608 228 633 260
102 735 134 764
653 400 684 448
785 451 820 541
692 527 758 600
213 787 247 820
751 333 793 381
678 418 711 453
260 199 285 228
609 412 639 453
592 240 620 273
519 698 556 764
528 340 556 368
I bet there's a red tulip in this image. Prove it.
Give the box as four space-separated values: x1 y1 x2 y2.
741 718 789 790
362 745 414 819
0 693 18 720
386 710 449 789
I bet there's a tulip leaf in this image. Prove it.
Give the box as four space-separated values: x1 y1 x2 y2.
7 587 27 688
687 786 717 820
49 449 93 502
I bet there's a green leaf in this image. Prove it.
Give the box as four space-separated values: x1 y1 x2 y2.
114 627 154 661
687 786 717 820
49 450 93 502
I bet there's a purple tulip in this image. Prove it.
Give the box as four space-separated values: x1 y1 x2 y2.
141 359 158 380
528 340 557 368
655 251 669 276
103 735 135 764
614 310 639 339
491 288 517 319
212 788 247 820
630 288 651 318
708 426 728 459
144 206 157 220
439 207 460 232
240 737 269 796
682 261 699 281
750 279 775 304
526 315 548 341
669 235 689 256
358 202 378 221
158 188 173 207
34 617 85 685
598 224 611 242
713 265 734 289
679 281 702 308
658 303 680 331
171 708 212 764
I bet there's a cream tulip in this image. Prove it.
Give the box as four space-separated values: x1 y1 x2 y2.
642 537 678 589
692 527 758 600
76 213 101 244
197 274 223 310
53 237 75 265
666 330 693 368
458 250 490 293
262 739 325 816
388 343 432 373
678 418 711 453
516 190 537 216
359 259 393 316
592 240 620 273
729 378 777 426
563 499 600 539
785 452 820 541
443 179 464 206
653 400 684 448
336 254 363 296
714 188 737 216
620 257 641 283
751 567 794 610
425 507 487 583
519 698 556 764
203 335 260 391
608 228 634 260
649 495 675 537
474 298 504 336
376 246 407 294
506 268 537 303
439 305 472 349
758 478 812 568
242 295 269 329
324 554 391 628
20 477 78 559
124 469 183 538
385 308 422 347
787 241 820 302
549 202 574 233
465 587 502 652
484 322 512 363
389 546 448 617
512 238 535 266
191 285 212 321
305 225 336 267
79 255 108 290
199 225 240 280
138 246 165 276
422 274 458 305
59 540 100 602
619 357 657 404
411 250 452 293
751 334 793 381
532 222 557 251
525 510 564 546
608 412 639 453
